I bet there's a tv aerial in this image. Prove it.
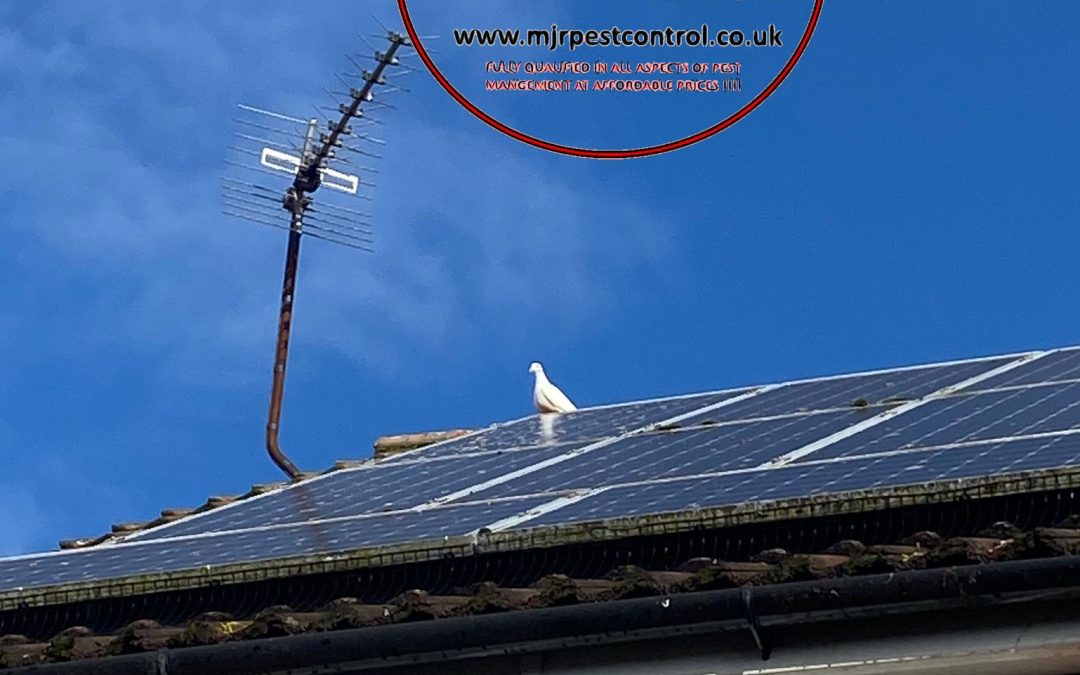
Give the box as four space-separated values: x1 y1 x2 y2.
222 26 415 480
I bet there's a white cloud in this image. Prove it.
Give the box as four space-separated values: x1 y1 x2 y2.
2 1 673 390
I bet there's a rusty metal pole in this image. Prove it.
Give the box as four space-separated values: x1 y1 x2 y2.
264 119 321 480
265 209 304 480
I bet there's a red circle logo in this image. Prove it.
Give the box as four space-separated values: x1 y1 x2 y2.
398 1 823 159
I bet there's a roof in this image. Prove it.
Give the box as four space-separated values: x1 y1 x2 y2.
2 345 1079 671
3 517 1080 671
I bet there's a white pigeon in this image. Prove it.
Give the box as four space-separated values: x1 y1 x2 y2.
529 362 578 413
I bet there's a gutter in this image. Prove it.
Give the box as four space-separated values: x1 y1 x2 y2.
9 555 1080 675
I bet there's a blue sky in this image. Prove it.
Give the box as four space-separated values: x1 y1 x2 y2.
1 1 1078 555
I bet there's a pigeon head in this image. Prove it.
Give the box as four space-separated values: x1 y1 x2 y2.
528 362 543 374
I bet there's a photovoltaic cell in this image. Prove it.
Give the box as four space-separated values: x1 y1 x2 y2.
674 357 1014 425
517 433 1080 528
133 444 582 542
465 410 874 500
0 498 546 593
800 382 1080 463
390 389 754 459
965 348 1080 392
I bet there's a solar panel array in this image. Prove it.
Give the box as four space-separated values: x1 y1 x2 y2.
2 347 1079 594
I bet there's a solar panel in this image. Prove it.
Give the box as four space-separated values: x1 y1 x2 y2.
964 347 1080 391
0 498 547 592
129 355 1021 545
383 388 753 459
444 355 1029 502
126 390 754 543
517 433 1080 528
5 346 1078 596
673 356 1016 425
462 409 874 500
798 382 1080 463
133 442 585 541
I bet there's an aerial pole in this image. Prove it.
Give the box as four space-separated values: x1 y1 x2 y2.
223 31 414 480
264 119 318 480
